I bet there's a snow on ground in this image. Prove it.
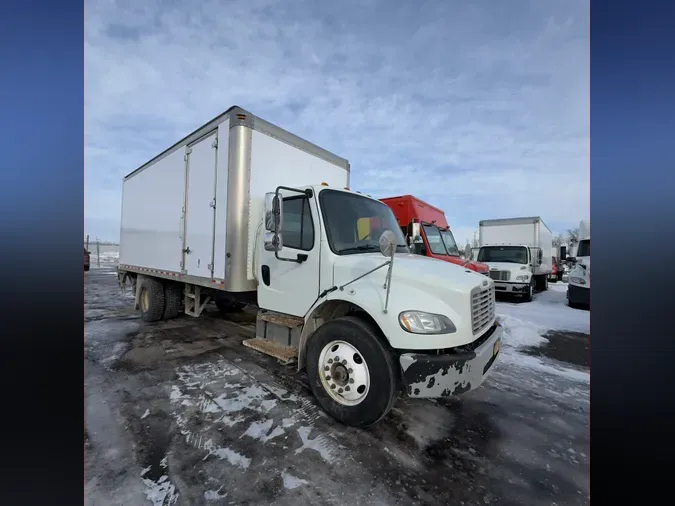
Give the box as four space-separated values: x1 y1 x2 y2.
496 282 589 382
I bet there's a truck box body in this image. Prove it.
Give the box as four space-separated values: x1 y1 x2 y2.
479 217 553 275
380 194 489 274
381 195 449 231
119 106 350 292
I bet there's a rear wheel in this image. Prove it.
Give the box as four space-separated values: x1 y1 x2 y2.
306 316 399 427
163 282 182 320
139 277 165 322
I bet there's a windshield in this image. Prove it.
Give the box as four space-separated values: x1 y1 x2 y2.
422 225 448 255
319 190 408 255
577 239 590 257
478 245 529 264
439 229 460 256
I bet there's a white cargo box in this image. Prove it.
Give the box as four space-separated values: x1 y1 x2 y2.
479 217 553 274
119 106 350 292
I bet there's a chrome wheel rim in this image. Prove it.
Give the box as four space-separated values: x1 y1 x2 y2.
318 340 370 406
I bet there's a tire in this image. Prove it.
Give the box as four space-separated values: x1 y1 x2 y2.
306 316 399 428
558 273 563 282
522 280 534 302
163 282 182 320
138 277 165 322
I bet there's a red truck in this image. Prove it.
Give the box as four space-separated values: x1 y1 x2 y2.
380 195 489 275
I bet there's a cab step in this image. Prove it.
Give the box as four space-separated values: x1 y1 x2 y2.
242 338 297 365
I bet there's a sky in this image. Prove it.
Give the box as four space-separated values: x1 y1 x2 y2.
85 0 589 245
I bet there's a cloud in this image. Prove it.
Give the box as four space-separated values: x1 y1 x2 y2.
85 0 589 241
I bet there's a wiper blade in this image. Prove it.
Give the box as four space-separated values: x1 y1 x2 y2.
339 244 380 254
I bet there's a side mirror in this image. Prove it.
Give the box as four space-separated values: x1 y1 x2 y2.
264 192 283 251
264 192 283 232
379 229 397 258
264 231 283 252
411 222 421 240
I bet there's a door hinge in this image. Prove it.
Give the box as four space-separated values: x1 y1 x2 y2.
207 263 213 271
212 138 218 149
209 199 216 208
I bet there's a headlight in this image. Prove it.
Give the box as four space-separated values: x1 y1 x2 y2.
516 275 530 281
570 277 586 285
399 311 456 334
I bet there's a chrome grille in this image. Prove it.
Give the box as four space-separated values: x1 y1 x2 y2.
489 270 510 281
471 285 495 335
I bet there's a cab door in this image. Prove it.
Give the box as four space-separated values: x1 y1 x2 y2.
257 193 321 317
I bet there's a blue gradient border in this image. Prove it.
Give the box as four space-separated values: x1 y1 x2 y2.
0 0 84 503
591 0 675 495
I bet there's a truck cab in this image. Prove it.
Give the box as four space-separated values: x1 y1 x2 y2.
567 220 590 308
477 244 543 301
380 195 489 275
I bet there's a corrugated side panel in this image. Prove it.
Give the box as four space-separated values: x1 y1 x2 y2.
212 119 230 280
246 130 348 280
120 148 185 272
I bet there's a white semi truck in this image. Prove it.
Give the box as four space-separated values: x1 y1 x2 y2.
567 219 590 308
477 217 553 302
116 106 502 428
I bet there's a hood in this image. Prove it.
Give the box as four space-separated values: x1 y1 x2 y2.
483 261 530 272
577 256 590 277
333 252 488 299
466 259 489 273
440 255 488 273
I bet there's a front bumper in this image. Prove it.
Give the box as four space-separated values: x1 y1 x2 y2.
567 284 590 306
493 282 529 293
399 323 502 398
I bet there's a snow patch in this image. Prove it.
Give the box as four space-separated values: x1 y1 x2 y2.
141 409 150 420
140 456 178 505
282 471 309 490
204 488 227 501
242 419 285 443
295 426 336 463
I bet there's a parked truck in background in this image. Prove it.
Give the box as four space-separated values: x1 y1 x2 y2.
477 217 553 302
116 106 502 428
380 195 489 275
567 219 590 309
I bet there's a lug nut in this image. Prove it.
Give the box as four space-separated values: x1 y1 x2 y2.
330 384 336 389
338 388 343 393
349 378 354 384
325 375 331 381
328 359 333 364
342 359 347 365
324 366 330 371
345 386 350 392
348 368 353 374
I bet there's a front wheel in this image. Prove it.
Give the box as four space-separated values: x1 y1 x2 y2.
522 280 534 302
306 316 399 427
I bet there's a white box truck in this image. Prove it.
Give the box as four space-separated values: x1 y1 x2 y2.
477 217 553 301
567 219 590 308
117 106 502 427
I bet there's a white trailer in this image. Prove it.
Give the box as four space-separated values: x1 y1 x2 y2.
117 106 502 427
567 219 590 308
477 217 553 301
